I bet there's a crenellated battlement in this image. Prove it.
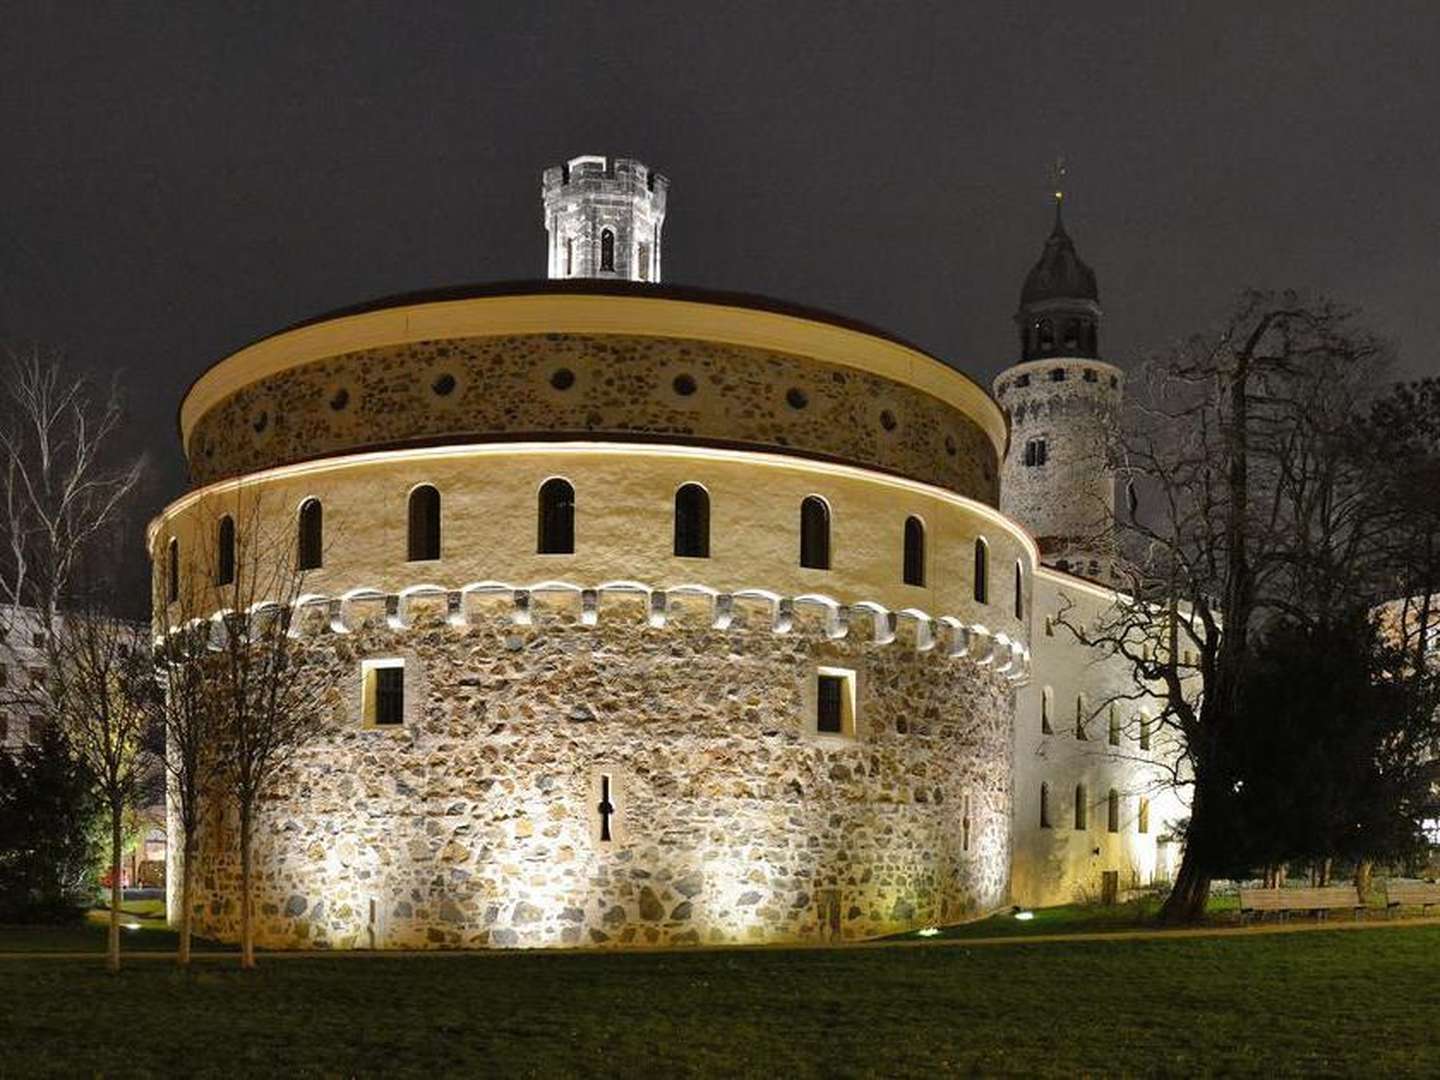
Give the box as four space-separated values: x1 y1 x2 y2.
178 579 1031 684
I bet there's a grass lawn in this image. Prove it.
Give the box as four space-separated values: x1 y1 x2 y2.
0 898 229 954
2 925 1439 1077
905 893 1242 940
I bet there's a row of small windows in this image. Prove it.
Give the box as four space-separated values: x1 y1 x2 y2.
1000 367 1118 392
172 485 1025 619
1038 783 1150 835
1040 689 1152 750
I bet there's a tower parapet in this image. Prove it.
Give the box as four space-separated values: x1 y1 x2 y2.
541 156 668 282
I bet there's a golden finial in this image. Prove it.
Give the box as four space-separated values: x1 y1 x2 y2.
1050 153 1067 204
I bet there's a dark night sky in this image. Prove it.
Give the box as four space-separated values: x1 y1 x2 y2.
2 1 1438 522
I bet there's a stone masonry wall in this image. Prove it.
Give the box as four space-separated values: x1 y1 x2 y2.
994 358 1121 577
186 333 998 502
184 594 1013 950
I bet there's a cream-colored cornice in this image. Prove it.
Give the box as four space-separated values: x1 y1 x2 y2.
180 293 1006 455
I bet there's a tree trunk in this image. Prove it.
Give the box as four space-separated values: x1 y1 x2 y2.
1318 858 1332 887
178 831 195 968
1159 845 1212 924
239 806 255 969
107 804 122 974
1355 859 1374 899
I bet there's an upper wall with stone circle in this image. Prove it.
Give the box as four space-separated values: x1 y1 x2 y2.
180 284 1005 503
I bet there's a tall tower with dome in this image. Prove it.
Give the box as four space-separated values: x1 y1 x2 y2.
992 191 1122 581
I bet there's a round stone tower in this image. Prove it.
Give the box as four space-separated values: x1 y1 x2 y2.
993 196 1121 581
542 155 668 282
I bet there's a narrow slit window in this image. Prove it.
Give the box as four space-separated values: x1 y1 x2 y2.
1074 785 1088 831
1138 797 1150 834
962 792 972 853
298 498 323 571
1041 686 1053 734
673 483 710 558
538 478 576 554
167 538 179 602
597 773 616 843
1107 789 1120 833
1040 782 1052 829
216 515 235 586
600 228 615 272
1075 695 1088 739
1139 716 1152 751
1108 705 1120 747
800 496 830 570
1014 561 1024 620
902 516 925 586
407 485 441 562
973 538 989 604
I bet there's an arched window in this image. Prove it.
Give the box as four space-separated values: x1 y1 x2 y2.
1108 789 1121 833
1040 782 1051 829
407 485 441 562
298 498 323 571
1138 797 1150 835
1062 320 1080 350
673 483 710 558
799 496 830 570
1074 784 1088 831
1038 319 1054 351
538 478 575 554
1075 694 1088 740
1041 686 1053 734
1108 705 1120 747
973 538 989 604
216 515 235 586
600 229 615 272
1014 561 1024 619
902 516 925 586
167 537 179 603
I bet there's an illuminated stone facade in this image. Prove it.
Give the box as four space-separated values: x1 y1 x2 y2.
188 592 1012 949
153 179 1183 948
993 357 1122 580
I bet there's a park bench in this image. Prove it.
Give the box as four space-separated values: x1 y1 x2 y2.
1237 885 1365 923
1382 880 1440 917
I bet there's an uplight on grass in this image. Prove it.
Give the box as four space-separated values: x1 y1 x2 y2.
916 927 940 937
1014 911 1034 921
124 923 141 931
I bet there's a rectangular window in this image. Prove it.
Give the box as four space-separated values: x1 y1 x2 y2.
1139 717 1152 751
814 668 856 738
362 659 406 727
1138 797 1150 835
1023 438 1048 467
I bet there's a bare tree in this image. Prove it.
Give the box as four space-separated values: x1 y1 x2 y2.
1060 292 1395 923
0 344 143 644
51 596 153 973
189 489 326 968
149 540 222 968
